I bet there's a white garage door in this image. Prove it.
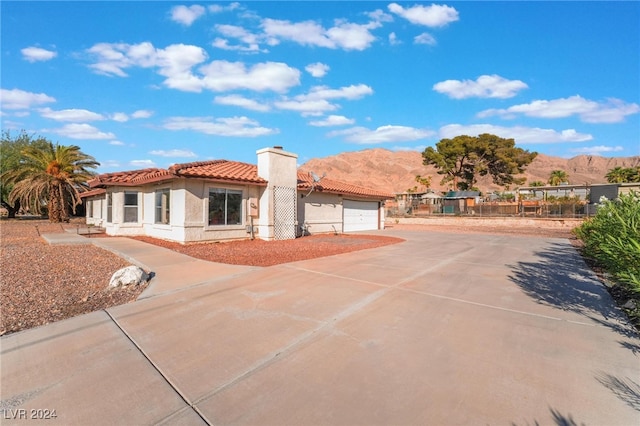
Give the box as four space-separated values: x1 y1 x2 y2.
343 200 379 232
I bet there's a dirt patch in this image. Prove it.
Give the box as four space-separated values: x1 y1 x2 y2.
131 234 404 267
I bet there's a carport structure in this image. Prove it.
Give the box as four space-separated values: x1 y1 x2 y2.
2 230 638 425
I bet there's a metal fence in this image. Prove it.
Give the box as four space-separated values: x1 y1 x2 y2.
387 201 596 219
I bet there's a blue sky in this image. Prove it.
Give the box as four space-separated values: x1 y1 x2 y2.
2 1 639 172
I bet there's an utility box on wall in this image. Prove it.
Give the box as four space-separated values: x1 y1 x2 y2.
248 197 259 217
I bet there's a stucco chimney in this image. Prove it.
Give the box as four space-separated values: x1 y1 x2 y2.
256 147 298 240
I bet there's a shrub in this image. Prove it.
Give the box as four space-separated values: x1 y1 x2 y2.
575 191 640 294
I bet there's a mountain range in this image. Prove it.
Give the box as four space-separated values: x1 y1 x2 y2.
299 149 640 194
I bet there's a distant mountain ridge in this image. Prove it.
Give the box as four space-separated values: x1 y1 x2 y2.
298 148 640 194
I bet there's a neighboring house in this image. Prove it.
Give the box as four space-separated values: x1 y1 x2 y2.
442 191 481 214
81 147 394 243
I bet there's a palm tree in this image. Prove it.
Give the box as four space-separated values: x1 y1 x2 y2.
2 142 99 222
605 167 628 183
415 174 432 191
548 170 569 186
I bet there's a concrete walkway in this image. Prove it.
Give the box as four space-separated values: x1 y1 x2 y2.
2 230 639 425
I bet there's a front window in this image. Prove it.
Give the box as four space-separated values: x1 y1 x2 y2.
155 189 170 224
123 191 138 223
208 188 242 226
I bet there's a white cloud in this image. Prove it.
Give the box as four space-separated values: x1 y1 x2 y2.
157 44 210 92
326 21 380 51
274 98 338 116
213 24 263 52
21 46 57 62
306 62 330 78
261 18 380 51
306 84 374 100
111 112 129 122
214 94 270 112
163 116 278 137
208 3 240 14
109 140 125 146
131 110 153 119
328 125 434 144
309 115 355 127
99 160 121 169
149 149 197 158
46 123 116 140
39 107 104 122
87 42 301 94
478 95 640 123
388 3 459 27
87 42 208 90
433 75 528 99
170 5 206 26
274 84 373 116
389 32 401 45
366 9 394 23
439 124 593 144
130 159 157 168
199 61 300 93
569 145 624 155
1 88 56 110
414 33 436 46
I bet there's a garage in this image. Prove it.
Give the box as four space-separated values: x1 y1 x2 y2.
343 200 380 232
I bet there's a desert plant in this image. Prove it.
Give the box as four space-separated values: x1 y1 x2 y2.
575 191 640 294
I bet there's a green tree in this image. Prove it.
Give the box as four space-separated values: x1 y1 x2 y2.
415 174 432 191
1 131 51 218
548 170 569 186
1 138 99 222
606 166 640 183
422 134 537 191
529 180 545 187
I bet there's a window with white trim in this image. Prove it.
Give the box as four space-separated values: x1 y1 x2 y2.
155 189 170 224
123 191 138 223
208 188 242 226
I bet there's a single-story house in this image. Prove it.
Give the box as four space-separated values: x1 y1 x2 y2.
81 147 394 243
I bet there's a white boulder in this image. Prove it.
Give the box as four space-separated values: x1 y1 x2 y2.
109 266 149 288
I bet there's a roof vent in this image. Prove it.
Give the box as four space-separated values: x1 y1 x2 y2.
273 145 283 150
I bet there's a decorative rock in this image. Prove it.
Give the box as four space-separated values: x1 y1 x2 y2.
109 266 149 288
622 299 637 310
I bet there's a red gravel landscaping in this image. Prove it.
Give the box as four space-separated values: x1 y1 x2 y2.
131 234 404 267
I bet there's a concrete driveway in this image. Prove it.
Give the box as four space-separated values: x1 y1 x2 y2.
2 230 638 425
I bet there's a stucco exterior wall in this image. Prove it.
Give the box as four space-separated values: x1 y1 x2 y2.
94 179 264 243
298 191 343 235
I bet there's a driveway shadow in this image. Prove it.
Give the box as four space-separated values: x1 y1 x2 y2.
508 242 636 337
595 372 640 412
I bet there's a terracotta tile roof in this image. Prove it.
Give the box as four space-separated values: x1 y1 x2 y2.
88 168 173 187
89 160 266 188
170 160 266 184
297 172 395 199
79 188 106 198
87 160 392 199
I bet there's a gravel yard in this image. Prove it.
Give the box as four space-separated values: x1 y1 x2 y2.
0 218 575 336
0 219 140 336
